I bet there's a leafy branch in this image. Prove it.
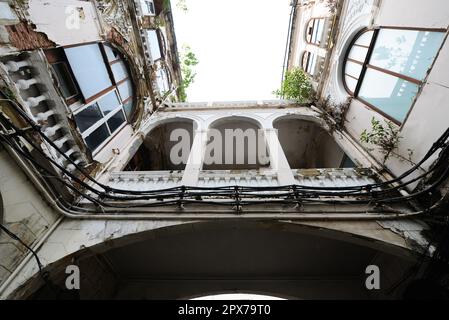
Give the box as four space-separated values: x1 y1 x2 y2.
273 67 313 103
360 117 401 163
178 44 199 102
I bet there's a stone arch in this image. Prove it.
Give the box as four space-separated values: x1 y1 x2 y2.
7 220 419 300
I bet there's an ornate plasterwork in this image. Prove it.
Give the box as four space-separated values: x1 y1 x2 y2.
97 0 133 41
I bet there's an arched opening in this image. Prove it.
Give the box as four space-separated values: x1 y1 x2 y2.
273 117 354 168
191 293 285 300
13 221 418 300
305 18 325 46
203 117 269 170
125 118 194 171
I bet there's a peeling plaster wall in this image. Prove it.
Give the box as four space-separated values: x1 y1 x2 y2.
28 0 102 46
0 147 59 288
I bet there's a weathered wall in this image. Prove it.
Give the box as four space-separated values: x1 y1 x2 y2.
0 146 59 288
28 0 102 46
322 0 449 186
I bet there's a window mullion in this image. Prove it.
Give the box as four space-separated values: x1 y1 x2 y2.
354 29 379 97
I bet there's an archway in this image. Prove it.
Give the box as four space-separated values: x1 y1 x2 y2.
273 117 353 168
125 118 194 171
204 116 269 170
12 221 418 300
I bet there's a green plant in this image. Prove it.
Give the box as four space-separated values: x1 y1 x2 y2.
176 0 188 12
178 44 198 102
273 68 313 103
360 117 401 162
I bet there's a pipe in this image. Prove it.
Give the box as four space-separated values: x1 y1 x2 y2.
2 142 423 221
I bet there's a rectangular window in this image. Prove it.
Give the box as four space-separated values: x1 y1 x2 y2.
85 124 110 151
111 60 128 83
51 62 78 99
97 90 121 115
147 30 162 61
74 103 103 133
74 89 128 153
141 0 156 15
107 110 126 133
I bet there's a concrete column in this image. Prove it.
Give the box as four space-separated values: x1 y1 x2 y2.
265 128 296 186
181 129 208 186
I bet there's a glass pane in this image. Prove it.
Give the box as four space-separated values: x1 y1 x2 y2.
348 46 369 62
355 31 374 47
64 44 113 100
147 30 162 61
111 60 128 83
123 99 134 119
305 53 317 75
85 123 110 151
51 62 78 99
345 75 358 92
103 44 120 62
97 90 121 115
156 69 169 92
369 29 445 81
107 110 126 133
359 68 419 122
345 61 363 79
118 80 133 101
311 19 325 44
74 103 103 132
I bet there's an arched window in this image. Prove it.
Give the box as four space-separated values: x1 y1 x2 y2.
343 28 445 124
302 51 318 75
306 18 325 45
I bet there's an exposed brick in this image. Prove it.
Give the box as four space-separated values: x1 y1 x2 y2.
5 21 55 51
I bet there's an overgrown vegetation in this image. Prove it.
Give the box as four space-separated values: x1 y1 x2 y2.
178 45 199 102
316 96 351 132
360 117 402 163
273 67 314 103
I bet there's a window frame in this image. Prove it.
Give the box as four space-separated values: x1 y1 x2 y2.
45 48 82 106
73 88 128 155
305 18 326 46
46 41 135 155
301 50 318 76
342 27 445 125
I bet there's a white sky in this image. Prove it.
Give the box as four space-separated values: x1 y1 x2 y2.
171 0 292 102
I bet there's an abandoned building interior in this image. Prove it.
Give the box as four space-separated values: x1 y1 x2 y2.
0 0 448 300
